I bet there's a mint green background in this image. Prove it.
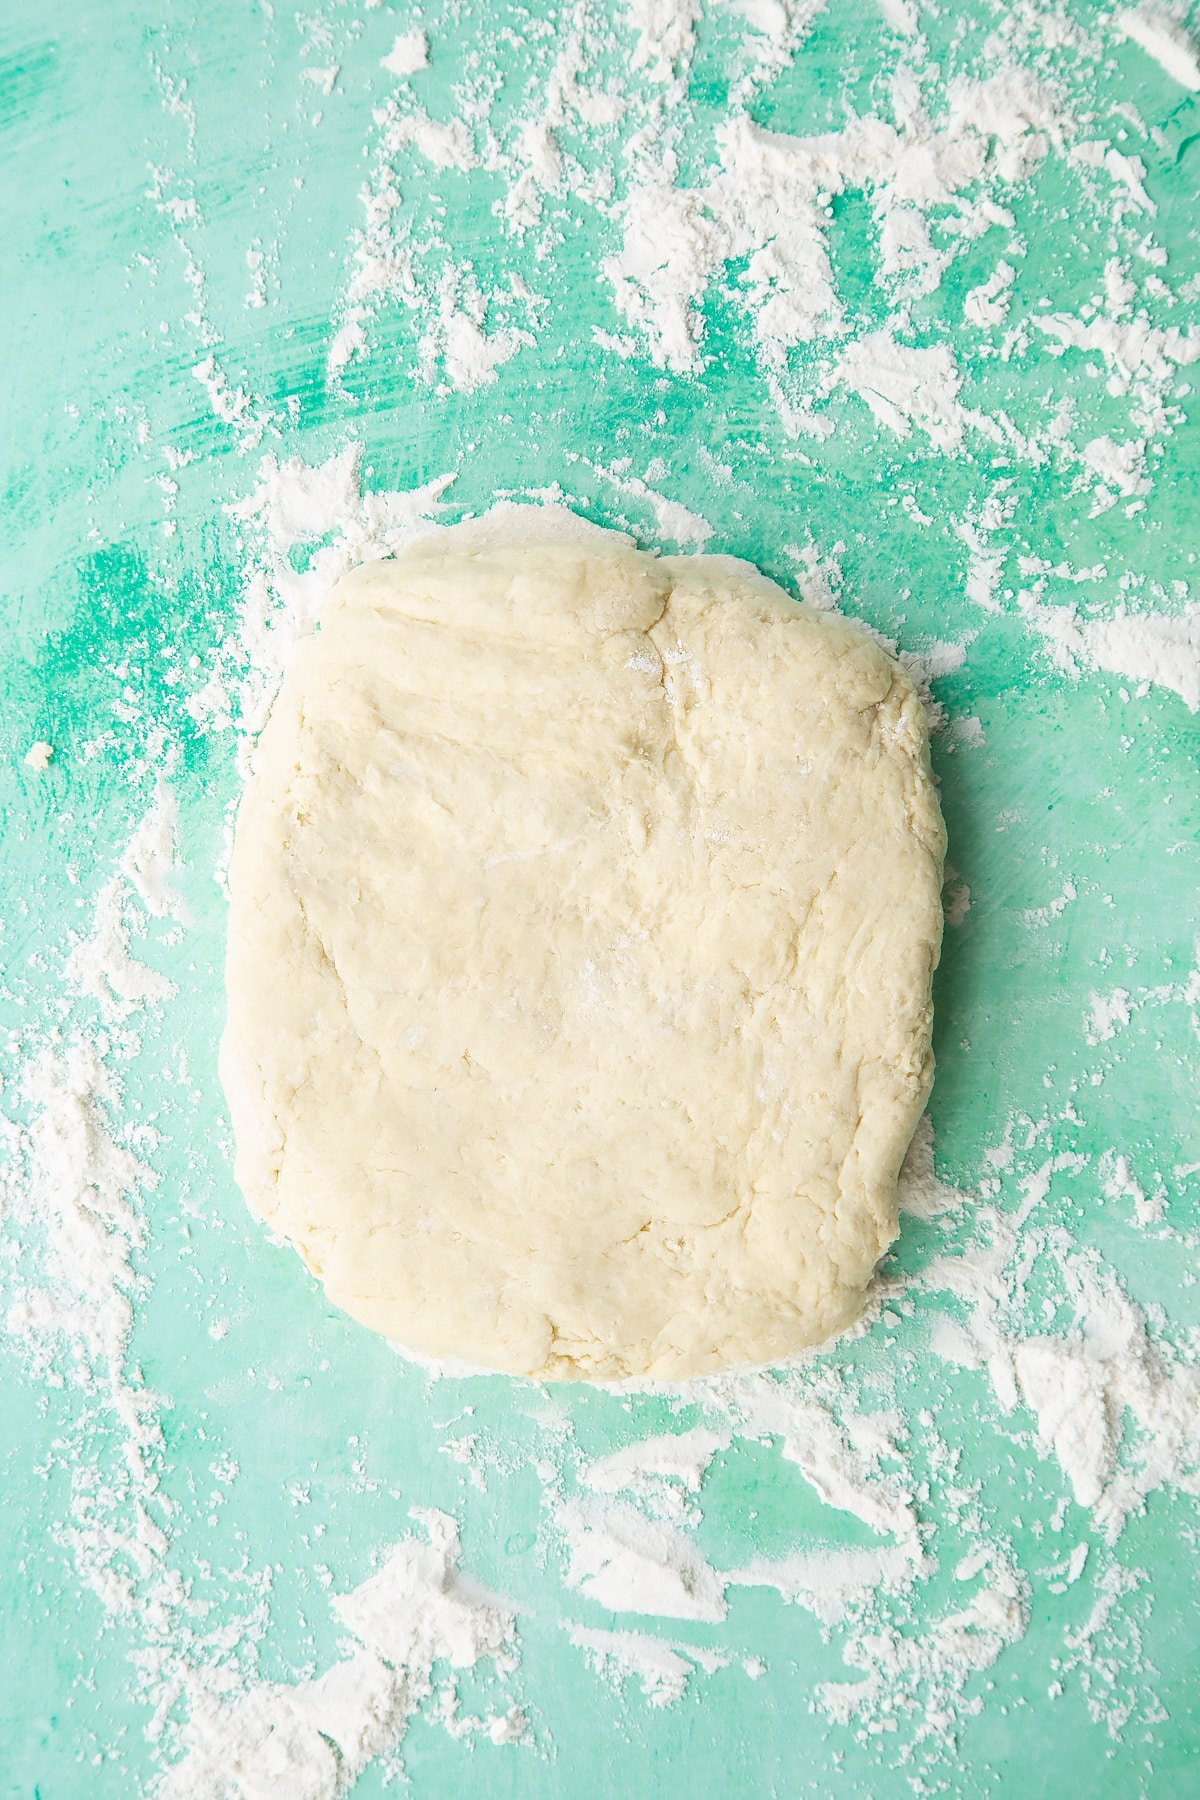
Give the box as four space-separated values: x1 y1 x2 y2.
2 2 1198 1796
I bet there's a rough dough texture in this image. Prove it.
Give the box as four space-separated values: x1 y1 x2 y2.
221 516 946 1381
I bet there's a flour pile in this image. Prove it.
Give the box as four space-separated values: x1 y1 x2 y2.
161 1513 522 1799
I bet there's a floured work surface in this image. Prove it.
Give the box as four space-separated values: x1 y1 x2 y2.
4 1 1200 1794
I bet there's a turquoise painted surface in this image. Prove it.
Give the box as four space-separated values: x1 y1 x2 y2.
1 2 1198 1796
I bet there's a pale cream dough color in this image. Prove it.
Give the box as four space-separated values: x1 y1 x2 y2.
221 511 946 1381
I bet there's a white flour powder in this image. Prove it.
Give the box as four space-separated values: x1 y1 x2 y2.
1117 4 1200 88
161 1513 521 1798
1026 598 1200 713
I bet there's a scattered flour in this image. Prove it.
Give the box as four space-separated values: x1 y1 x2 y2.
5 439 1195 1792
11 401 1186 1789
726 1541 926 1626
581 1427 730 1517
1026 598 1200 713
1116 5 1200 89
601 67 1064 409
6 6 1200 1792
1087 988 1133 1045
416 267 536 393
835 330 972 453
160 1513 521 1798
698 1371 919 1540
964 260 1016 329
897 1113 970 1219
585 457 716 547
557 1498 728 1621
382 29 429 78
626 0 702 92
565 1622 731 1707
811 1545 1031 1740
922 1170 1200 1543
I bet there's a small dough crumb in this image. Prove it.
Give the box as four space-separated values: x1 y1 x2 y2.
24 741 54 771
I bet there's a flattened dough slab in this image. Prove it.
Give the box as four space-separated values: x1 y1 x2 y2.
221 515 946 1380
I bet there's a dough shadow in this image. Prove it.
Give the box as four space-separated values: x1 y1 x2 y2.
882 732 992 1285
928 735 991 1078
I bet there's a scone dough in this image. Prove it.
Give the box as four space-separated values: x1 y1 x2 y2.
221 513 945 1380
